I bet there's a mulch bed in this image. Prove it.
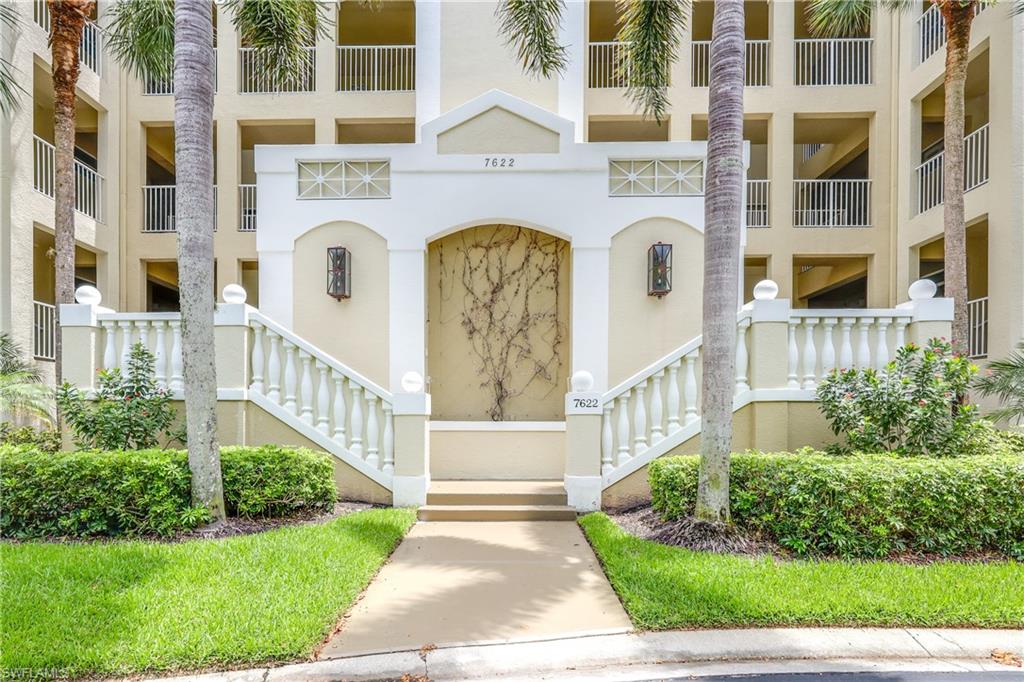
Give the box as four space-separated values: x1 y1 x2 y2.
176 501 376 541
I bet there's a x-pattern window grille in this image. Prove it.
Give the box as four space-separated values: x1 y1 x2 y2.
608 159 704 197
297 160 391 199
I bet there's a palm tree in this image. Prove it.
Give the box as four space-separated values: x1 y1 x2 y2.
975 344 1024 424
0 1 25 114
498 1 743 521
106 0 329 523
0 333 54 425
804 0 1013 353
47 0 95 392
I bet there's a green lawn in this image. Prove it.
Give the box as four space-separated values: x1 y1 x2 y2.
580 512 1024 630
1 508 415 679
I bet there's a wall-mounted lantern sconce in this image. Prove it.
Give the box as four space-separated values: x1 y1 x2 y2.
648 242 672 297
327 246 352 300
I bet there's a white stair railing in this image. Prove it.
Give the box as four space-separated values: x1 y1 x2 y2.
794 38 872 85
248 312 396 474
691 39 770 87
967 296 988 359
336 45 415 92
240 46 315 93
793 179 871 227
239 185 257 232
143 185 218 232
33 136 105 222
746 179 770 228
914 123 989 214
33 301 56 361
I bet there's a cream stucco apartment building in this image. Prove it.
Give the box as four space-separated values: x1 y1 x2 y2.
2 1 1023 510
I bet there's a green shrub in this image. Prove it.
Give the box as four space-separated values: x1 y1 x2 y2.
650 451 1024 559
817 339 979 457
57 343 184 451
0 424 61 453
0 446 337 539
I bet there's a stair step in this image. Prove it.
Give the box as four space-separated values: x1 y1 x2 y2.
427 480 567 506
417 504 578 522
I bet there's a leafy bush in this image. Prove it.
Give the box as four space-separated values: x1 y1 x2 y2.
649 451 1024 559
817 339 980 457
0 424 61 453
57 343 184 451
0 446 337 539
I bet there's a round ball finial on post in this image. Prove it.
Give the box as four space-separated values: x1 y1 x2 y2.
401 371 425 393
571 370 594 392
222 284 248 304
74 285 102 306
908 279 938 301
752 279 779 301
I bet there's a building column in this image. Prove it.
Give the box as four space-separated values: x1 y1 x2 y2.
558 0 586 142
571 246 610 392
770 0 795 88
767 111 794 296
388 248 426 393
415 0 442 138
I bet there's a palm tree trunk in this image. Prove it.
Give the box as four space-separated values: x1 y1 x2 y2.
175 0 224 521
47 0 93 392
939 1 974 353
697 0 744 523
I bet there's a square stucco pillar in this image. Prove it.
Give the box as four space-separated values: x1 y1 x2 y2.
898 282 954 344
59 301 106 390
392 392 431 507
388 248 426 392
564 370 602 511
557 0 586 142
212 296 253 396
571 246 610 392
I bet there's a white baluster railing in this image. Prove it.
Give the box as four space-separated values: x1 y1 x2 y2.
589 41 633 88
33 136 105 221
793 179 871 227
239 184 257 232
794 38 872 86
247 312 394 475
746 179 770 228
914 123 989 214
917 3 986 65
32 301 56 361
787 310 912 383
93 314 183 391
967 296 988 359
336 45 416 92
240 46 315 94
691 39 770 87
143 185 218 232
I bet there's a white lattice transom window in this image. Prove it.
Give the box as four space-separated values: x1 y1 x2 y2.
608 159 704 197
297 160 391 199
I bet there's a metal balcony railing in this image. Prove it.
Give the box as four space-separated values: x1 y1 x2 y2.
239 184 257 232
793 179 871 227
746 179 770 228
34 0 101 75
794 38 872 85
914 123 989 214
33 301 56 361
239 46 315 94
336 45 415 92
691 39 770 87
143 185 218 232
33 136 104 222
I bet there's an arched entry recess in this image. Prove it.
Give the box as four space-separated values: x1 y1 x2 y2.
427 224 571 421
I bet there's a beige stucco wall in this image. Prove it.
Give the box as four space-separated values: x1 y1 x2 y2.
427 225 570 421
437 107 560 154
430 428 566 480
292 221 390 388
608 218 704 386
601 402 833 509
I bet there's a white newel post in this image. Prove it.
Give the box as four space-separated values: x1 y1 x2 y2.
564 370 602 512
59 286 109 392
214 284 254 401
392 371 431 507
899 279 954 344
744 280 791 392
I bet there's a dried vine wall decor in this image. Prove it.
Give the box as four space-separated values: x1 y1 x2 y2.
436 225 568 421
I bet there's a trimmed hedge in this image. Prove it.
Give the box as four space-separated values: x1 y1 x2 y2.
650 452 1024 559
0 445 336 539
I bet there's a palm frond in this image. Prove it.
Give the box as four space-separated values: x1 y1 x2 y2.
225 0 331 91
496 0 568 79
104 0 175 82
616 0 688 122
0 1 25 114
975 343 1024 424
0 333 40 380
1012 0 1024 15
0 333 52 423
803 0 913 38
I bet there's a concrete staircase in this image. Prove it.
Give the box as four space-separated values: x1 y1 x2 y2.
417 481 577 521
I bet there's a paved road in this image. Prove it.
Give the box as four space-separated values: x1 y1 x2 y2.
660 673 1023 681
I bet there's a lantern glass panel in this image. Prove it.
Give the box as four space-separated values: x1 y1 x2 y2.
327 246 352 299
648 243 672 296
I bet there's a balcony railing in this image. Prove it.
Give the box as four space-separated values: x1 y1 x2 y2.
34 1 102 75
914 123 989 214
746 179 770 228
33 301 56 361
794 38 872 86
336 45 415 92
967 296 988 359
589 41 630 88
917 3 985 65
239 47 315 94
144 50 218 95
33 136 105 222
793 179 871 228
143 185 218 233
691 39 770 87
239 184 257 232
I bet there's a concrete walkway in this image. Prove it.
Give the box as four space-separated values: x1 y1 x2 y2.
319 521 632 657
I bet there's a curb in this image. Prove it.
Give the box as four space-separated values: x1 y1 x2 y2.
144 627 1024 682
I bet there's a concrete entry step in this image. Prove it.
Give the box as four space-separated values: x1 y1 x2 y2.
417 504 577 522
426 480 568 506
